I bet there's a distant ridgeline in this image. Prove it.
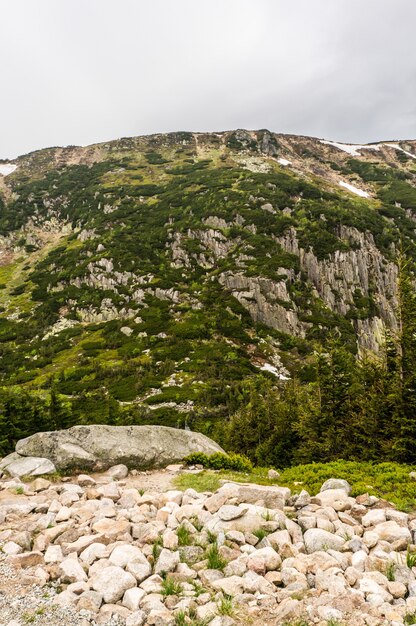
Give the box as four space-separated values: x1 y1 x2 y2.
1 130 416 464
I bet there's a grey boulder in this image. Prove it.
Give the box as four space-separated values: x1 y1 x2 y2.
15 424 224 471
0 452 56 478
320 478 352 495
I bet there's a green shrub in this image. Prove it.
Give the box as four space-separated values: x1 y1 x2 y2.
183 452 253 472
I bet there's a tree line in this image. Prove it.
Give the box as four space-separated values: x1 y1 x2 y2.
224 252 416 467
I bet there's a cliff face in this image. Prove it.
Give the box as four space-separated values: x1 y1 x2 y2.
0 129 415 415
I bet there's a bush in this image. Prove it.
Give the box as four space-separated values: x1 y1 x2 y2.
183 451 253 472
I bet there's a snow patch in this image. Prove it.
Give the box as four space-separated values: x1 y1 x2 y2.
258 362 290 380
321 139 416 161
339 180 369 198
0 163 17 176
383 143 416 160
277 158 291 166
320 140 380 157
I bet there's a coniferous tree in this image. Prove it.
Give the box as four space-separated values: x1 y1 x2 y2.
392 252 416 461
296 344 360 462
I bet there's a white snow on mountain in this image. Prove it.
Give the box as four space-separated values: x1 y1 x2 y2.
0 164 17 176
339 180 369 198
320 140 380 156
384 143 416 159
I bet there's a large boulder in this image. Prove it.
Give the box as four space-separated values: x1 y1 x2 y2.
14 425 223 471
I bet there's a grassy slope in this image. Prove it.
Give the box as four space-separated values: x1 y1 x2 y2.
174 460 416 512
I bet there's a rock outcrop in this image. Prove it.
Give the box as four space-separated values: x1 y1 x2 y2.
14 425 224 472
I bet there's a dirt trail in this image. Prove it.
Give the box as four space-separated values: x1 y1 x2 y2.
90 466 182 493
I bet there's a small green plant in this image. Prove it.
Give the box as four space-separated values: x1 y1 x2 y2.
386 560 396 581
206 530 217 544
177 525 192 546
253 527 270 542
262 509 274 521
218 594 234 616
161 576 183 597
152 536 163 564
187 608 211 626
407 547 416 568
138 488 145 496
191 579 207 597
404 613 416 626
174 611 187 626
206 542 227 571
14 486 24 495
190 514 203 532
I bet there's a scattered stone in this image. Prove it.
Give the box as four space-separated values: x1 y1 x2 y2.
0 462 415 626
0 454 56 478
91 565 136 603
106 464 129 480
267 469 280 480
320 478 352 494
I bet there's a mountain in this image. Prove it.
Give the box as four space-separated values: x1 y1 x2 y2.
0 129 416 448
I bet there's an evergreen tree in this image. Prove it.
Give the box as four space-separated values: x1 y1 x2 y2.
392 252 416 461
296 343 360 462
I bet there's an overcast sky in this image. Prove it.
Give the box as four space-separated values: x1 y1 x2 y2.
1 0 415 159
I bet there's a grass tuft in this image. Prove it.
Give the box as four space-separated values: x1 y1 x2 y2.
206 542 227 571
161 576 183 597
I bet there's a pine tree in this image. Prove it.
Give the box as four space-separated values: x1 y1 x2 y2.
392 252 416 461
296 343 360 462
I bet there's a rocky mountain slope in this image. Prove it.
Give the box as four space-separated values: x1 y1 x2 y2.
1 129 416 430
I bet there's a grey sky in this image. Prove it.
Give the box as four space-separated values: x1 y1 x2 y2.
1 0 415 159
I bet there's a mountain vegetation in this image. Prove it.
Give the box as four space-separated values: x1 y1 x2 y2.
1 129 416 464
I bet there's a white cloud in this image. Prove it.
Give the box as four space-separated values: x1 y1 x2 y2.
1 0 415 158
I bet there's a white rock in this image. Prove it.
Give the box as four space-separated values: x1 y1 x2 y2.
2 541 23 555
248 546 281 571
109 544 145 567
314 488 353 511
372 521 411 543
303 528 345 553
91 565 136 603
126 558 152 583
122 587 146 611
163 529 179 549
320 479 352 494
212 575 244 596
218 505 247 521
139 574 163 593
58 556 88 583
126 611 146 626
154 548 180 575
351 550 367 571
44 545 64 564
106 464 129 480
362 509 386 527
79 542 107 566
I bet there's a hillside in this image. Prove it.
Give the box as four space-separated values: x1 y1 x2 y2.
1 129 416 456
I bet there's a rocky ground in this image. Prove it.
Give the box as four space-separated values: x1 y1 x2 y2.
1 466 416 626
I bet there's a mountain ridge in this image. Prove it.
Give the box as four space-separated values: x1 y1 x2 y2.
0 127 416 455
